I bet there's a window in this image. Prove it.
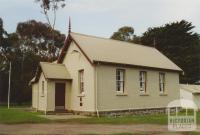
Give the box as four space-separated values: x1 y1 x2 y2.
139 71 146 93
79 70 84 94
42 81 44 96
159 73 165 93
116 69 125 93
80 97 83 106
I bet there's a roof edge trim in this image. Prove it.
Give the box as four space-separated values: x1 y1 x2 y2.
94 60 183 73
57 34 94 66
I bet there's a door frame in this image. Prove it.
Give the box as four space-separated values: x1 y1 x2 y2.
55 82 66 110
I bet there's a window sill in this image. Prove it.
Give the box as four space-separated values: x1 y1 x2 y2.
77 94 85 97
139 93 149 96
116 93 128 96
159 93 168 96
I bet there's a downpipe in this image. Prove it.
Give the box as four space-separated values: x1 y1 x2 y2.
95 64 99 117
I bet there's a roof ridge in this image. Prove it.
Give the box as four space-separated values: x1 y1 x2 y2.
70 32 156 49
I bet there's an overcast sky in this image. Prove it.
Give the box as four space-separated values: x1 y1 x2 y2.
0 0 199 38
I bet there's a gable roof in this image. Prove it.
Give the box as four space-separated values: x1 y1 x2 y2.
58 32 182 72
40 62 71 80
30 62 71 84
180 84 200 94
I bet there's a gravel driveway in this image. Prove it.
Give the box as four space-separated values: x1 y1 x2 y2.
0 124 199 135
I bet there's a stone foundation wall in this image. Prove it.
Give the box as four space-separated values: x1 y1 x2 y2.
72 107 168 117
98 108 167 117
34 107 180 116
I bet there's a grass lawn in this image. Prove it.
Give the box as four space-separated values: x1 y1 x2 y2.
63 110 200 125
0 106 50 124
62 114 168 125
0 106 200 125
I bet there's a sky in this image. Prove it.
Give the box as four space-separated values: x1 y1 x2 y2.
0 0 200 38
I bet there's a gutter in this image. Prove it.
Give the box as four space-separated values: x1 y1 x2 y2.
93 60 183 74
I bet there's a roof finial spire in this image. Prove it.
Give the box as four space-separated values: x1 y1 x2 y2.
68 17 71 33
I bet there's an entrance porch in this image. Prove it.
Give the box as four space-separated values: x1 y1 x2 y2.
31 62 72 113
46 80 72 113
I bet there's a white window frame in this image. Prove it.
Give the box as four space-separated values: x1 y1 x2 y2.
79 70 84 94
116 69 125 93
139 71 147 93
159 73 165 94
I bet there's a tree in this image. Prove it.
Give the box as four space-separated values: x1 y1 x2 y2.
0 18 4 47
0 19 65 105
16 20 65 58
35 0 66 59
111 26 134 42
140 20 200 83
110 21 200 83
0 18 8 47
35 0 65 31
111 26 141 44
0 17 9 72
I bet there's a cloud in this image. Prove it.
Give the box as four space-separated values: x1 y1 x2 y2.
67 0 200 14
0 0 199 36
67 0 126 13
63 0 200 35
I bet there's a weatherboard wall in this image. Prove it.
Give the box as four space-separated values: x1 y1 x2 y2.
62 41 95 112
32 83 38 109
96 65 180 111
181 88 200 109
38 73 47 111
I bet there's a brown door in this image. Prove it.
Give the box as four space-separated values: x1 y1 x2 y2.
55 83 65 110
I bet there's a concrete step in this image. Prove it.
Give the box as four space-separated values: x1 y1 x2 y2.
55 113 74 115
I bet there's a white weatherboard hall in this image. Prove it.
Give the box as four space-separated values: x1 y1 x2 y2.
30 29 183 115
180 84 200 109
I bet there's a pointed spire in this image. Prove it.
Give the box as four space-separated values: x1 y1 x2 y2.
68 17 71 33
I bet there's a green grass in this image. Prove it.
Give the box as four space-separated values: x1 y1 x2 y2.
60 114 168 125
57 110 200 125
185 132 200 135
0 106 50 124
0 107 168 124
1 106 200 125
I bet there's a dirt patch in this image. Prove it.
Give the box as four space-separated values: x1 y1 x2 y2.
39 114 88 120
0 124 199 135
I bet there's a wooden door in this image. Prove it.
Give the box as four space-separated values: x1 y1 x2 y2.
55 83 65 110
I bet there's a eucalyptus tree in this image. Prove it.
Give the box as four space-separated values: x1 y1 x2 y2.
35 0 66 59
